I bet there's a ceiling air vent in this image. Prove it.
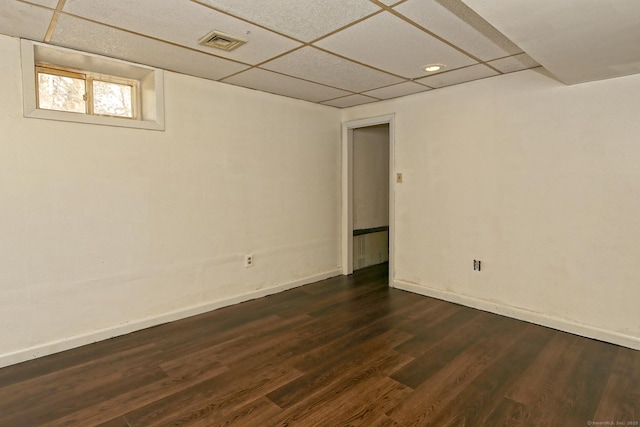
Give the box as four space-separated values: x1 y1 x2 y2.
198 30 247 51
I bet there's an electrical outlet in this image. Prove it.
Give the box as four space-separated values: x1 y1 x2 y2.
473 260 482 271
244 254 253 268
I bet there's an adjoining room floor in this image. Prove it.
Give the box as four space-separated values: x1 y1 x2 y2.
0 263 638 426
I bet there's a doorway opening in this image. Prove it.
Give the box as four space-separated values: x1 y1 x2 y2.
341 114 395 284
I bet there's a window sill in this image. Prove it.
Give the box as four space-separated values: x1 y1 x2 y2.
23 107 165 131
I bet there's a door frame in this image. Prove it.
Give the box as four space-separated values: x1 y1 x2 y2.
341 114 395 284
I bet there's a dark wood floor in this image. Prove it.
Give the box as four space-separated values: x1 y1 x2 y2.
0 264 638 426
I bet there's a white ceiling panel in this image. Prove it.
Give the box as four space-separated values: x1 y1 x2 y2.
321 94 378 108
62 0 301 64
463 0 640 84
51 15 249 81
194 0 381 42
315 11 476 79
1 0 638 108
487 53 539 74
416 64 498 88
0 0 53 41
223 68 351 103
362 82 431 100
23 0 58 8
394 0 522 61
261 47 404 93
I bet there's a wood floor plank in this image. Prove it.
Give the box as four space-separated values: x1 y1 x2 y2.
593 347 640 424
181 314 314 367
0 263 637 426
369 414 403 426
391 307 479 359
0 344 168 426
313 377 412 427
423 324 555 426
123 364 302 426
306 285 393 321
265 349 411 426
0 343 158 409
505 336 619 427
389 311 519 389
95 416 131 427
290 310 413 373
174 396 283 427
480 396 527 427
151 313 286 356
554 338 619 426
43 359 229 427
266 328 412 409
385 314 528 424
395 299 463 335
503 330 589 427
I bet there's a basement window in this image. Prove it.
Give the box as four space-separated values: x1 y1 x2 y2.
36 65 137 119
21 40 164 130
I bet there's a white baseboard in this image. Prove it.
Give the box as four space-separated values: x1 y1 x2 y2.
0 269 341 368
394 279 640 351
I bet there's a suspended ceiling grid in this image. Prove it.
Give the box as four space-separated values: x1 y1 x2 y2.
1 0 638 107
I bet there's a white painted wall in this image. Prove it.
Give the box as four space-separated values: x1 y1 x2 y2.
0 34 341 366
343 68 640 349
3 25 639 365
353 125 389 230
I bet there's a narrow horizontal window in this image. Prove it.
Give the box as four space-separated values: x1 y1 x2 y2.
36 64 138 119
22 40 165 131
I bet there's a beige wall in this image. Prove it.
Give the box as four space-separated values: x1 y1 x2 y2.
343 68 640 349
0 34 342 366
352 124 389 230
3 29 640 365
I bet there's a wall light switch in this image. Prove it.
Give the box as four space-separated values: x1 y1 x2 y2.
396 173 403 183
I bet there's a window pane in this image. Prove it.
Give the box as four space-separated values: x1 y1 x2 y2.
37 72 86 113
93 80 133 118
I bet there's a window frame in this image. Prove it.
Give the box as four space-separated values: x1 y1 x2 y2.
35 63 140 120
89 77 138 120
35 65 88 114
21 40 164 131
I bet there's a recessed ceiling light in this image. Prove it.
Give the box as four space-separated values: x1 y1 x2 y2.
421 63 446 73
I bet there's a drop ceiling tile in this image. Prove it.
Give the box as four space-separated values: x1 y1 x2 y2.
195 0 380 42
51 15 249 80
394 0 522 61
416 64 498 88
362 82 431 99
223 68 351 103
315 11 477 79
62 0 301 65
321 94 378 108
261 47 404 93
24 0 58 7
488 53 539 74
0 0 54 41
